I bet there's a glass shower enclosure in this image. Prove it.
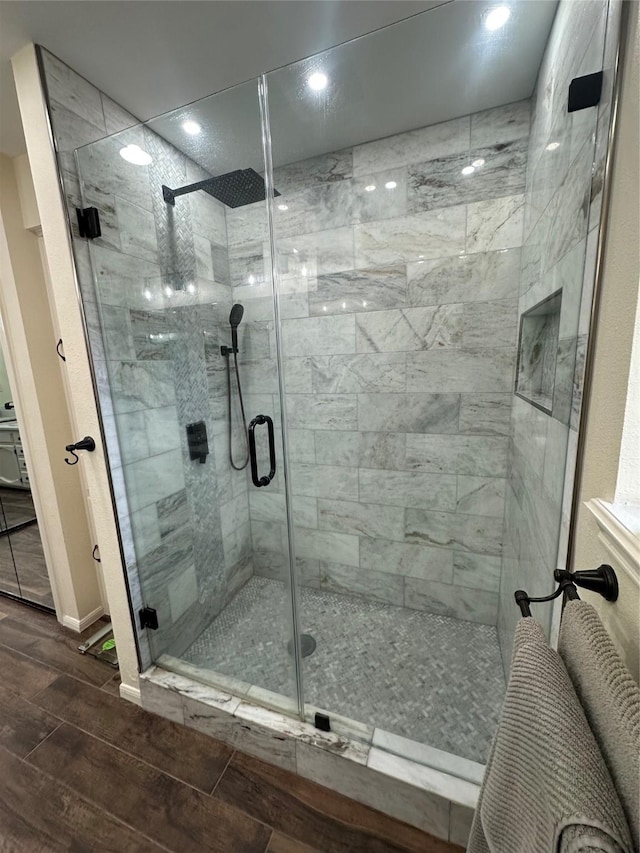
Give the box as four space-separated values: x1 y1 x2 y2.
68 0 617 773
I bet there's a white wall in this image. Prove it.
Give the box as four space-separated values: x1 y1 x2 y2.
573 0 640 681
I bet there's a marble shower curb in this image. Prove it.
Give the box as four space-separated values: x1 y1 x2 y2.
139 664 480 846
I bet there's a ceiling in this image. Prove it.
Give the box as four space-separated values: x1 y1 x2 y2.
143 0 558 175
0 0 558 163
0 0 448 156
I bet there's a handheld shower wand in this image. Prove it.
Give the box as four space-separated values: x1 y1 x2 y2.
224 304 250 470
229 302 244 353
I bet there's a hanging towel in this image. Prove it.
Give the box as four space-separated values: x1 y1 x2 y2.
468 617 633 853
559 599 640 853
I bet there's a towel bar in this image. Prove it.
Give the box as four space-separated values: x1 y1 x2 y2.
514 564 618 617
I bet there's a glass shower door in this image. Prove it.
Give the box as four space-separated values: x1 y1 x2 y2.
74 76 301 710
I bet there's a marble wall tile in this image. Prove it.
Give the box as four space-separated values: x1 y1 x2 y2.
282 314 355 357
456 476 506 518
462 300 519 349
354 207 466 268
289 463 359 501
359 470 457 512
404 577 499 625
123 449 185 513
273 147 352 195
130 504 161 558
360 538 453 583
316 432 401 476
408 138 527 212
294 527 360 567
108 360 177 414
310 353 406 394
372 728 484 786
407 248 521 307
319 561 404 606
458 393 512 436
168 564 199 622
405 509 503 556
353 115 470 176
355 305 462 353
358 393 460 434
279 227 354 276
309 266 407 316
143 406 181 455
470 100 531 147
466 194 525 253
407 348 515 393
115 196 159 264
287 429 316 463
286 394 358 430
453 552 502 594
352 168 408 223
220 493 251 538
405 434 509 477
318 499 405 542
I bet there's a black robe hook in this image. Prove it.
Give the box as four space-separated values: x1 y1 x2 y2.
65 436 96 465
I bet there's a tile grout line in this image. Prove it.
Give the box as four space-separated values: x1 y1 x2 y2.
208 747 236 796
21 721 63 763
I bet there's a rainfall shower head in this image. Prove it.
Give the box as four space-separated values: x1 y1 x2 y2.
162 169 280 208
229 303 244 351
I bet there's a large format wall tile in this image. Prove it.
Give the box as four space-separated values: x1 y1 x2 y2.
318 499 405 542
357 393 460 434
309 266 407 316
406 348 515 393
355 305 462 353
405 434 509 477
359 470 456 511
405 509 503 556
354 207 466 267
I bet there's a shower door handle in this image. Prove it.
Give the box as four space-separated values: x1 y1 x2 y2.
248 414 276 488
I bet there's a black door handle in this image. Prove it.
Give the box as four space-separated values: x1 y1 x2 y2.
248 414 276 488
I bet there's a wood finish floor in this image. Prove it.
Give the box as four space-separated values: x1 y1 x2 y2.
0 596 463 853
0 486 52 608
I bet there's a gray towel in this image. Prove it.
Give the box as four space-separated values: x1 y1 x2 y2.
559 600 640 852
468 617 633 853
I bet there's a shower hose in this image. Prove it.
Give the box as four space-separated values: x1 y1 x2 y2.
227 350 250 470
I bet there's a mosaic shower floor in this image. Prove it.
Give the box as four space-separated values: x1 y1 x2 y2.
184 577 506 764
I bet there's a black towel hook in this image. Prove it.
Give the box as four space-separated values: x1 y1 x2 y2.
56 338 66 362
65 436 96 465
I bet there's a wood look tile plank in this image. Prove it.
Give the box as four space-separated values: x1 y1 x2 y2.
268 833 321 852
34 674 233 792
0 683 60 758
0 615 114 686
0 745 166 852
26 723 271 853
0 644 57 699
215 751 459 853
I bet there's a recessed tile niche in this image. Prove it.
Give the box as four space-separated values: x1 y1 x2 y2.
515 290 563 414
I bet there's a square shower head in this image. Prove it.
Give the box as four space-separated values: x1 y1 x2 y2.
162 168 280 209
202 168 281 208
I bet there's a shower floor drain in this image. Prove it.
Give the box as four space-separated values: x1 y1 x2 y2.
287 633 316 658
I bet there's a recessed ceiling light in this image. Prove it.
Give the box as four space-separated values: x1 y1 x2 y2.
278 204 289 211
385 181 397 190
119 144 152 166
182 120 202 136
546 142 561 151
308 72 328 91
365 184 376 192
472 158 486 168
485 6 511 31
461 165 475 176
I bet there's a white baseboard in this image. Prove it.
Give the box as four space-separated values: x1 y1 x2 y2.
119 682 142 705
61 605 104 633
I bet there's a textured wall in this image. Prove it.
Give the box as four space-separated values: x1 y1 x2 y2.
39 49 252 662
228 101 531 626
498 0 622 669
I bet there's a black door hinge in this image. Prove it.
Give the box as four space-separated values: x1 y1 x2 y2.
139 607 158 630
568 71 603 112
76 207 102 239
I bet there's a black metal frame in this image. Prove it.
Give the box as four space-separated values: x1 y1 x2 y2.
514 564 618 617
